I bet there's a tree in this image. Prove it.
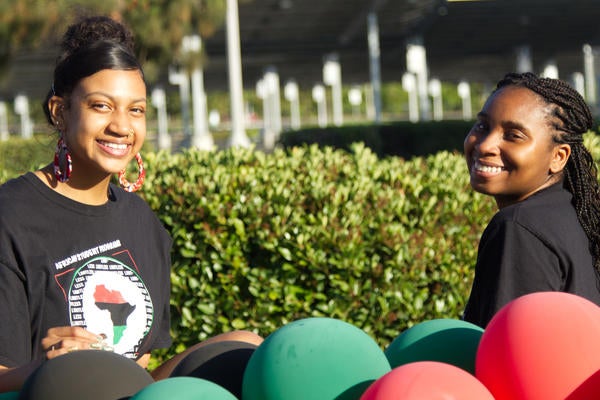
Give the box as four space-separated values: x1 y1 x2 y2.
0 0 253 83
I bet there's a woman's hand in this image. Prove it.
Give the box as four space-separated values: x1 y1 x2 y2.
41 326 105 360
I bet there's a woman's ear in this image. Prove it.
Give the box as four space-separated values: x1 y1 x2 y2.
48 96 66 129
550 143 571 174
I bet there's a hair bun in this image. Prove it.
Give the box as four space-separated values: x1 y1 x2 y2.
60 16 135 60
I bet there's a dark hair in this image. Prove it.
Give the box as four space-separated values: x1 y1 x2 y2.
496 72 600 272
43 16 143 125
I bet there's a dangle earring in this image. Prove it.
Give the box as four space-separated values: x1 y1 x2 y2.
118 152 146 192
53 137 72 182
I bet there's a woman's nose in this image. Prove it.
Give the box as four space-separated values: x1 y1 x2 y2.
474 131 500 155
108 110 132 137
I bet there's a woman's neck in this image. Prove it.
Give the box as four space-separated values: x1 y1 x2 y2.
34 164 112 206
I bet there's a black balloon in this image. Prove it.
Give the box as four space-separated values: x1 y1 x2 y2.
19 350 154 400
170 340 258 399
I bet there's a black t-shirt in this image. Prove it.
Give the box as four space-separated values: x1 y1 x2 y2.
0 173 172 367
463 183 600 328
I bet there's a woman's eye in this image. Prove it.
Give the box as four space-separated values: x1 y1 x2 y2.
472 122 487 132
93 103 111 111
505 131 524 140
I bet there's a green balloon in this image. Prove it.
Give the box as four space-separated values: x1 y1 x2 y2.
384 318 484 374
243 317 391 400
131 377 237 400
0 392 18 400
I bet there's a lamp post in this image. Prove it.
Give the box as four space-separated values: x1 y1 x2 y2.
457 81 472 121
402 73 418 122
226 0 251 147
151 87 171 151
406 38 431 121
284 80 301 130
182 34 213 150
572 72 585 98
542 61 559 79
428 78 443 121
367 12 382 123
168 66 191 139
0 102 8 141
256 78 271 143
14 94 32 139
209 110 221 129
348 86 363 119
264 68 282 138
583 44 597 106
323 54 343 126
312 84 328 128
515 45 533 73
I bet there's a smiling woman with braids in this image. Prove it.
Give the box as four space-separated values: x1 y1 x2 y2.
462 72 600 328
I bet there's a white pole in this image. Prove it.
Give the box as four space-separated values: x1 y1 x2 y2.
151 87 172 151
226 0 251 147
323 55 343 126
406 38 431 121
541 60 559 79
458 81 472 121
0 102 8 141
190 67 214 150
182 34 214 150
14 94 32 139
348 86 363 119
583 44 597 106
312 84 328 128
515 45 533 73
264 67 282 139
402 73 418 123
428 78 443 121
256 78 274 149
367 12 382 123
168 67 192 138
572 72 585 98
284 80 301 130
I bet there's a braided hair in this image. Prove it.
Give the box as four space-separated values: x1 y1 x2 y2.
496 72 600 272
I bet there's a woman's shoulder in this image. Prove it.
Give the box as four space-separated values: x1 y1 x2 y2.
490 183 582 240
109 184 153 208
109 184 171 236
0 173 40 207
495 184 570 219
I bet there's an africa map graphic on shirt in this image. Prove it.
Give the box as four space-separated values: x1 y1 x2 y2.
68 256 154 359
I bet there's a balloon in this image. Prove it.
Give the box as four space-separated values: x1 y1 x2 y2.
242 317 391 400
476 292 600 400
131 377 237 400
19 350 153 400
170 340 258 399
384 318 483 374
360 361 494 400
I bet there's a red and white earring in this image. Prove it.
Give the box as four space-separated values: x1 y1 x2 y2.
53 137 72 182
118 152 146 192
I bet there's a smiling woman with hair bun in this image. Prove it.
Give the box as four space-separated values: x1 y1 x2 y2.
0 15 262 394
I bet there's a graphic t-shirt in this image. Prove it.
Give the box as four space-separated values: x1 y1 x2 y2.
0 173 172 367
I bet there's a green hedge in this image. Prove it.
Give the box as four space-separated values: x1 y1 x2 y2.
138 144 495 362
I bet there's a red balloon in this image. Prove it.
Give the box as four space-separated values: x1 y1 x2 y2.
360 361 494 400
476 292 600 400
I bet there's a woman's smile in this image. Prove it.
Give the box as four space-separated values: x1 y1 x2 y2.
96 139 131 157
